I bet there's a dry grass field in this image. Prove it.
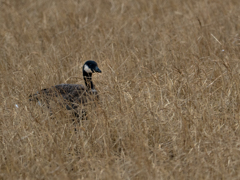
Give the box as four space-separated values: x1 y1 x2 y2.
1 0 240 179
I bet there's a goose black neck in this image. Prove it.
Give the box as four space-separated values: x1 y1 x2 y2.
83 71 94 89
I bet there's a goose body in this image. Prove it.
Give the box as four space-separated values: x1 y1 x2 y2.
30 60 101 116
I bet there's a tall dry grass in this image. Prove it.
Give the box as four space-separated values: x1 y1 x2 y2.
1 0 240 179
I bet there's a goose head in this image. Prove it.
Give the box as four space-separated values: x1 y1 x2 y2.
83 60 102 74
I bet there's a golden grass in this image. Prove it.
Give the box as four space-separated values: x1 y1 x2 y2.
1 0 240 179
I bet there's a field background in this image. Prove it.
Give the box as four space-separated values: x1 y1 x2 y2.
1 0 240 179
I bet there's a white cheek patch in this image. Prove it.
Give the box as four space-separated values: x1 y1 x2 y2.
84 65 92 73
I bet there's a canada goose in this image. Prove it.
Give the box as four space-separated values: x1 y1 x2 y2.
29 60 102 119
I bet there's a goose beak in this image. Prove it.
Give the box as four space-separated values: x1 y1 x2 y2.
94 67 102 73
